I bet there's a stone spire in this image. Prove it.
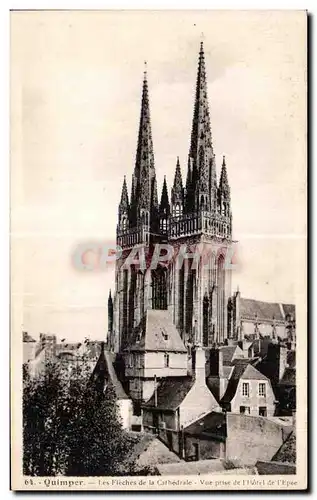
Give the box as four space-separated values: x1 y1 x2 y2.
160 176 170 216
129 66 158 229
218 155 231 217
119 176 129 216
171 157 184 216
186 42 217 213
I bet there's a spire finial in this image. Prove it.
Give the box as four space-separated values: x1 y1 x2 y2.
222 155 226 166
144 60 147 81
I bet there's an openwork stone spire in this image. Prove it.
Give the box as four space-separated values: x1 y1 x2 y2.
219 155 230 199
171 156 184 216
186 42 217 213
119 176 129 216
218 155 231 217
160 176 170 216
130 67 158 227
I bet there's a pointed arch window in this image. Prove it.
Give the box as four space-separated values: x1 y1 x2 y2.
151 268 167 310
121 216 127 231
203 295 209 346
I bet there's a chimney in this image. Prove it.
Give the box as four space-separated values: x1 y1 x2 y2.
209 348 224 378
278 343 288 381
154 374 157 407
192 347 207 385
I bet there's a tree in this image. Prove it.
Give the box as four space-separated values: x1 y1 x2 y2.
23 356 135 476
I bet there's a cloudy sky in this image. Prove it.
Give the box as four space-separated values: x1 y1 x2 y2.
11 10 306 341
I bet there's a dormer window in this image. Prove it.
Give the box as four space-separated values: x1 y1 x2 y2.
164 353 170 368
162 330 168 341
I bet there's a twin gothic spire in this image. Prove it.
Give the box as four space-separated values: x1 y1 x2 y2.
118 42 231 235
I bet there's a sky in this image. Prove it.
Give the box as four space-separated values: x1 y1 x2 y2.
11 10 307 342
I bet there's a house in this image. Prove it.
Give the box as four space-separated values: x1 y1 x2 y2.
90 345 133 429
221 361 276 417
123 309 188 403
254 342 296 415
142 348 221 451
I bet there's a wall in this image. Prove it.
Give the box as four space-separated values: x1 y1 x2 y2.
242 321 286 339
128 377 157 402
142 409 177 433
226 413 285 466
125 351 188 379
184 436 223 461
179 381 220 428
231 378 275 417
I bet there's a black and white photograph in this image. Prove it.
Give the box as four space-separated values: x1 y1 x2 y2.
10 10 307 491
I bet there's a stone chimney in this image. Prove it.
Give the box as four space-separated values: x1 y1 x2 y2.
209 348 224 378
192 347 207 385
267 342 288 383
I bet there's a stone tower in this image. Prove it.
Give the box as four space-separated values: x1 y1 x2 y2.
111 43 234 353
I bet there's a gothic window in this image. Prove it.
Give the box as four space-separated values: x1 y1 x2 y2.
185 267 195 338
203 295 209 346
178 264 185 334
151 268 167 310
122 269 128 345
174 203 181 218
217 255 225 343
121 216 127 231
128 266 137 333
161 218 167 232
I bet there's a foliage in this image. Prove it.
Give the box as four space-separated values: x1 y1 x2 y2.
23 357 136 476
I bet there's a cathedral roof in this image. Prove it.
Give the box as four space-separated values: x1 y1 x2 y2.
142 376 194 411
126 310 187 353
240 298 284 322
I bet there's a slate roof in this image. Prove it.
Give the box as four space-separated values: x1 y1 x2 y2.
279 367 296 386
142 377 194 411
282 304 296 320
90 346 130 400
221 362 269 404
219 345 245 365
184 411 226 440
251 338 273 358
240 298 283 321
126 310 187 353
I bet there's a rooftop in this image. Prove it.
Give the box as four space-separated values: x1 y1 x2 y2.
142 376 194 411
126 310 187 353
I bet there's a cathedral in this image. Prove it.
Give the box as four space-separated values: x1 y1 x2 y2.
109 42 232 351
107 42 295 409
